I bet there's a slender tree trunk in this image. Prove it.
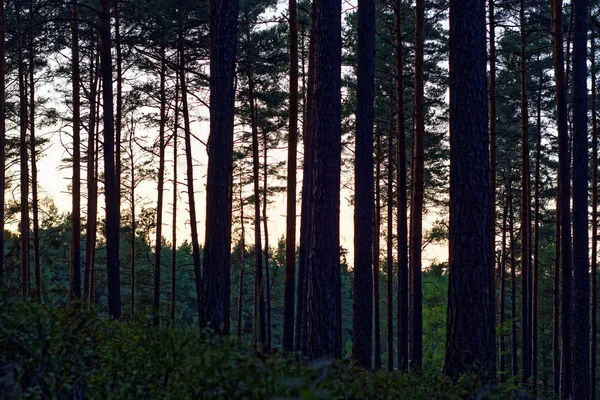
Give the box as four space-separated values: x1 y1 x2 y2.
263 134 272 353
303 0 342 359
129 118 136 321
488 0 497 321
85 42 99 305
571 0 590 397
0 0 5 288
499 179 509 377
283 0 299 352
296 0 316 353
395 0 408 372
91 91 101 304
591 28 598 400
374 131 382 369
248 75 266 350
171 78 180 324
554 173 561 395
30 3 41 302
153 44 167 326
16 3 30 298
201 0 239 333
114 0 122 235
237 171 246 338
352 0 375 370
69 0 81 301
444 0 494 379
551 0 573 397
179 34 202 330
532 66 543 390
519 0 531 382
509 180 518 378
386 94 394 371
410 0 425 368
100 0 121 319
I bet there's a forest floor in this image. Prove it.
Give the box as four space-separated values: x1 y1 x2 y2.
0 296 525 399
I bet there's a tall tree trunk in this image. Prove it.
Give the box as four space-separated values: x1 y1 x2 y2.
499 178 509 377
85 41 99 305
554 169 561 396
100 0 121 319
444 0 494 379
571 0 590 397
237 170 246 338
374 131 382 369
395 0 408 372
410 0 425 368
591 28 598 400
114 0 122 230
296 0 316 353
70 0 81 301
153 44 167 326
0 0 5 288
303 0 342 359
248 75 266 350
551 0 573 397
201 0 239 333
519 0 531 382
171 78 180 324
179 33 202 330
129 117 136 321
488 0 497 321
283 0 299 352
532 68 543 390
30 3 41 302
352 0 375 370
386 95 394 371
16 3 29 298
510 179 518 378
263 133 272 353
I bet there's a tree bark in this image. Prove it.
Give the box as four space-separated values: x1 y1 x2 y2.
283 0 299 352
395 0 408 372
352 0 375 370
263 133 272 353
100 0 121 319
114 0 122 229
410 0 425 368
551 0 573 397
386 95 394 371
374 131 382 369
30 2 41 302
153 43 167 326
303 0 342 360
171 76 180 324
237 170 246 338
571 0 590 397
510 180 518 378
499 178 509 377
488 0 497 321
201 0 239 333
444 0 495 380
591 27 598 400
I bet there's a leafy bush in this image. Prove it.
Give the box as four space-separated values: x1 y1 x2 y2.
0 297 522 399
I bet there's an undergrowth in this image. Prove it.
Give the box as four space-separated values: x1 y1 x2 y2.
0 297 524 399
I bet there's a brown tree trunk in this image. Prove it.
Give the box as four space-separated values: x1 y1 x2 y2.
171 77 180 324
499 178 509 377
16 3 29 298
551 0 573 397
444 0 495 379
395 0 408 372
70 0 81 301
386 94 394 371
100 0 121 319
114 0 122 236
30 3 41 302
571 0 590 397
509 179 518 378
179 33 203 330
237 170 246 338
374 130 382 369
352 0 375 370
519 0 531 382
153 44 167 326
410 0 425 368
263 132 272 353
201 0 239 333
488 0 497 332
129 116 136 321
303 0 342 359
85 41 99 305
296 0 316 353
283 0 298 352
